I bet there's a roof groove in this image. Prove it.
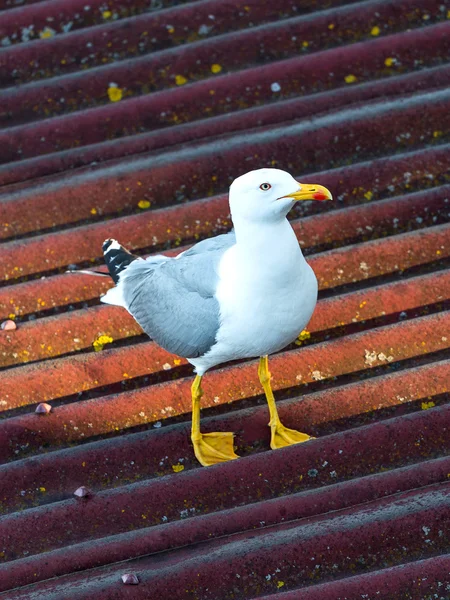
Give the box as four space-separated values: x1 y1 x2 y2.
1 0 449 596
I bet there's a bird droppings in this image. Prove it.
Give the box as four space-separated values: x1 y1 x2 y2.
1 0 449 596
311 370 325 381
73 486 92 499
35 403 52 414
121 573 139 585
271 82 281 92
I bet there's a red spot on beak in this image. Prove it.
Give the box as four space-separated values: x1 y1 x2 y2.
313 192 328 201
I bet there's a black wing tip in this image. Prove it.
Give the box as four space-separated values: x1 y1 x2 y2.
102 238 114 253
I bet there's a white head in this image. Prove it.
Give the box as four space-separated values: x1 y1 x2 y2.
229 168 332 224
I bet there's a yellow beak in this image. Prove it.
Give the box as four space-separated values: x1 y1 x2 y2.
284 183 333 202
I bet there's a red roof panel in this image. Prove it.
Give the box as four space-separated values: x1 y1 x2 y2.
0 0 449 597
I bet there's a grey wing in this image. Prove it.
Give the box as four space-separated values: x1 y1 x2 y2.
121 232 235 358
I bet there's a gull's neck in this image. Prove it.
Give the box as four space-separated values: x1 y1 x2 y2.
232 216 304 270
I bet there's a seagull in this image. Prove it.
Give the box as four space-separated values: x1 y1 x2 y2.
101 168 332 466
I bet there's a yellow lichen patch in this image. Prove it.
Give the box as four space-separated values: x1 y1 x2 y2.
276 581 285 589
384 57 394 67
433 130 443 138
344 74 357 84
172 463 184 473
295 330 311 346
175 75 187 85
8 313 16 320
93 335 114 352
211 63 222 74
107 84 123 102
421 401 435 410
370 26 380 36
40 27 55 39
102 10 112 18
90 207 97 215
364 190 373 200
328 23 335 30
167 26 174 33
138 199 151 209
39 487 46 492
302 40 309 48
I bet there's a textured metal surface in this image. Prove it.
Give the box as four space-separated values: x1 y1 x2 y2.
0 0 449 598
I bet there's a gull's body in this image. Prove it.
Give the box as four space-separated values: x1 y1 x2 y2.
102 168 332 466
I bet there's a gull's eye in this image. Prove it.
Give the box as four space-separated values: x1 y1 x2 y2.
259 183 271 191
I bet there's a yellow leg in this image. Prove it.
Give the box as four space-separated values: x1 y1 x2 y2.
258 356 313 449
191 375 239 467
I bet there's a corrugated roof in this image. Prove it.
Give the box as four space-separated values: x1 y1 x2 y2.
0 0 449 597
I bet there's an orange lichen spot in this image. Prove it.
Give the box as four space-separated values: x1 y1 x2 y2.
209 89 215 95
93 335 114 352
173 359 181 365
344 74 357 84
370 26 380 36
40 27 55 39
421 401 435 410
90 207 97 215
102 10 112 18
436 250 441 255
172 463 184 473
107 84 123 102
211 64 222 74
384 57 394 67
175 75 187 85
364 190 373 200
138 200 151 209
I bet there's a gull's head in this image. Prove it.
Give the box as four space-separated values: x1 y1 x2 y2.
229 168 332 223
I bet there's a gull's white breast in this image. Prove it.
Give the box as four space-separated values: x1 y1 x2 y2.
191 231 318 374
